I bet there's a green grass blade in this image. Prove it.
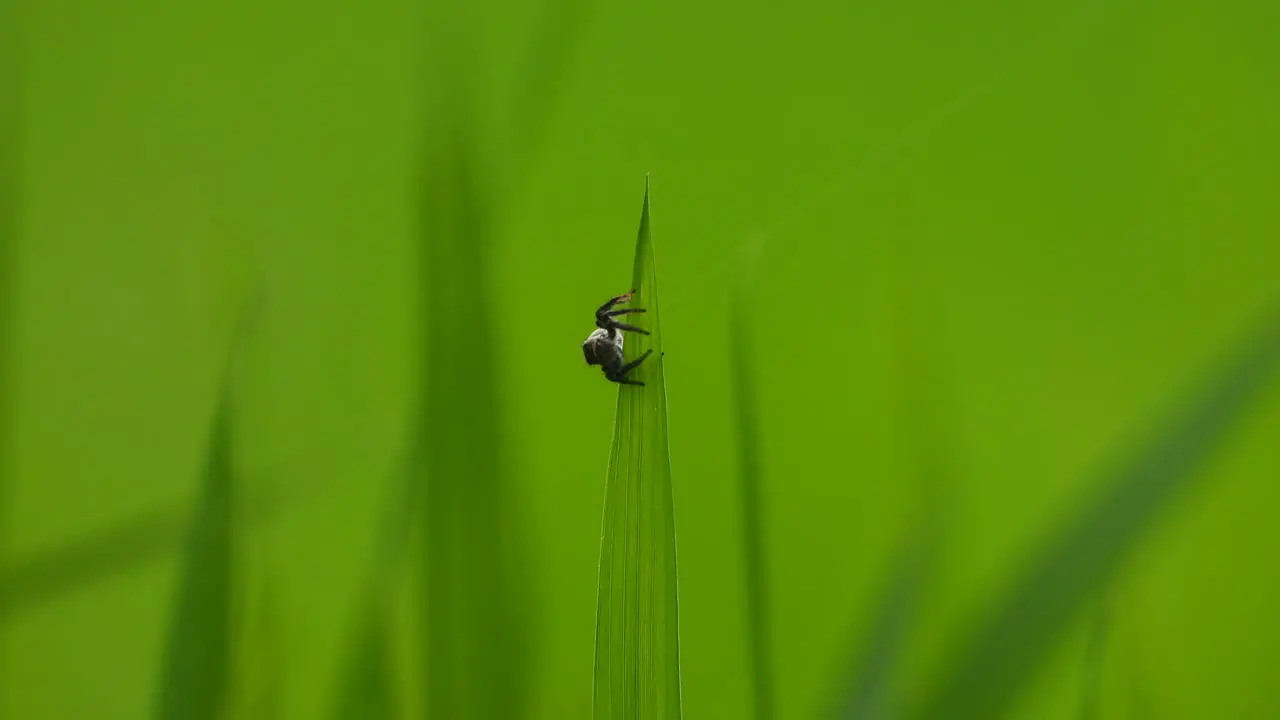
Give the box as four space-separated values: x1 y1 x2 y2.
911 303 1280 720
0 2 21 693
228 582 284 720
153 315 252 720
831 539 929 720
333 593 397 720
414 31 529 718
502 0 594 199
1077 600 1110 720
2 504 187 619
593 177 683 720
331 452 418 720
730 258 773 720
416 140 527 719
0 483 294 621
154 394 233 720
0 42 14 720
830 248 946 720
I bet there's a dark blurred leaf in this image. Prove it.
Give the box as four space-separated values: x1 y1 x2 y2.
1078 600 1110 720
333 593 397 720
593 178 683 719
0 0 20 564
503 0 596 198
330 454 417 720
1 503 186 618
413 10 530 718
830 538 930 720
153 380 235 720
0 482 294 621
830 242 948 720
228 580 285 720
911 303 1280 720
730 257 773 720
153 298 260 720
0 7 18 717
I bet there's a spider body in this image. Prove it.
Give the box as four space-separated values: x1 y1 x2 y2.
582 290 653 385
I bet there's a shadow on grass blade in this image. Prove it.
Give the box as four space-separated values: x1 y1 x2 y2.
911 302 1280 720
593 177 682 719
730 255 773 720
154 298 261 720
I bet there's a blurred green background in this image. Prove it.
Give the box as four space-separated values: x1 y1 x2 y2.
3 0 1280 717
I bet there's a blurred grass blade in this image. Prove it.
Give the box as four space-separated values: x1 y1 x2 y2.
333 593 397 720
0 483 296 620
1077 600 1110 720
228 581 284 720
154 299 260 720
831 538 929 720
593 177 683 719
2 503 186 618
154 384 233 720
414 24 529 717
730 257 772 720
0 0 22 690
331 453 418 720
417 129 526 719
831 249 946 720
912 303 1280 720
503 0 594 197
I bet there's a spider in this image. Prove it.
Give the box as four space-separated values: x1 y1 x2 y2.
582 290 653 385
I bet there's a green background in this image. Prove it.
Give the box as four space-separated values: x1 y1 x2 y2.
3 0 1280 717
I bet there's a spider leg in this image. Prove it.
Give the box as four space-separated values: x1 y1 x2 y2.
604 308 646 317
595 290 636 316
605 350 652 385
608 320 650 335
617 349 653 375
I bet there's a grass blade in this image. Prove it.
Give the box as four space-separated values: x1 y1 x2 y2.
831 538 930 720
154 388 233 720
911 302 1280 720
331 451 421 720
592 177 683 720
502 0 595 200
416 135 526 718
1077 600 1110 720
829 243 947 720
0 4 21 701
730 256 773 720
228 581 284 720
333 592 397 720
0 482 296 621
153 301 258 720
414 24 529 717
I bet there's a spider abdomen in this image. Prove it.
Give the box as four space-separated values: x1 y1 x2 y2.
582 328 624 369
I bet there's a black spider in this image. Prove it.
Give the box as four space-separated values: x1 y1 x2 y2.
581 290 653 385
